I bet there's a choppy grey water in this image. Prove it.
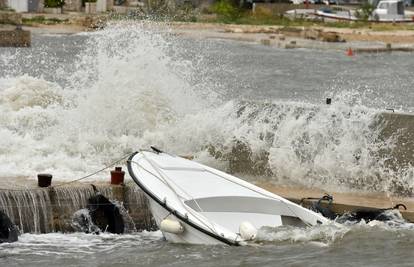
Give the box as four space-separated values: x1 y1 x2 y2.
1 22 414 266
1 223 414 267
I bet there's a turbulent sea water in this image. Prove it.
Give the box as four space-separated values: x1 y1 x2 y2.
1 220 414 267
1 21 414 266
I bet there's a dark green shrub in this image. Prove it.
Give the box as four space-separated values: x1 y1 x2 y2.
355 2 375 21
212 0 241 21
44 0 65 8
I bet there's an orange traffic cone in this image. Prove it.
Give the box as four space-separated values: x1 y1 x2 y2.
347 47 354 56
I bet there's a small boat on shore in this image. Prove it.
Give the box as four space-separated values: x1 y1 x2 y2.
127 148 329 245
315 0 414 22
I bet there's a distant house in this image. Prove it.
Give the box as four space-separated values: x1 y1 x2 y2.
3 0 83 12
4 0 44 12
2 0 158 13
5 0 111 13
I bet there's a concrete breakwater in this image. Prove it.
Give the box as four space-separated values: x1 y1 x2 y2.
223 110 414 195
263 184 414 223
377 112 414 171
0 183 155 234
1 181 413 237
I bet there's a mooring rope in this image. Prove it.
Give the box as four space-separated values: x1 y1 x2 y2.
0 202 148 208
53 152 134 188
0 152 135 192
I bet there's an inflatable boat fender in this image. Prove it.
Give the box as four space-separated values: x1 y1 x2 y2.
160 219 184 234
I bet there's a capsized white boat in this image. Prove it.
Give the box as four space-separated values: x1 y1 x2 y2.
127 148 330 245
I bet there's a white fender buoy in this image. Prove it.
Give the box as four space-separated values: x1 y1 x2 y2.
239 221 257 241
160 219 184 234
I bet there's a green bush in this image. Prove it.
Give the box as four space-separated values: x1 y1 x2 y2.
355 2 375 21
212 0 241 21
44 0 65 8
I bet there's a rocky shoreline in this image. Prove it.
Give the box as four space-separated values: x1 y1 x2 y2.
16 17 414 53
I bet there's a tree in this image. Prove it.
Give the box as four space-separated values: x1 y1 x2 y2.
355 2 375 21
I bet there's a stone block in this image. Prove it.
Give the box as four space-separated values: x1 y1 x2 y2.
320 31 343 43
64 0 82 11
44 7 62 14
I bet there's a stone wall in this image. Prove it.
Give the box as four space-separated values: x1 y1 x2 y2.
0 183 155 233
64 0 82 11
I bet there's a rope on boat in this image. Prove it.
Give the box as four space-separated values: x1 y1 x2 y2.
53 152 134 188
0 152 136 192
0 202 148 208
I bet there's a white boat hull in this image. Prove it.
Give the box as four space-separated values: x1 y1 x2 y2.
315 10 414 22
128 149 330 245
148 199 225 245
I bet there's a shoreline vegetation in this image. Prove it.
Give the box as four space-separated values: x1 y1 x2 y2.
3 1 414 46
19 9 414 31
18 13 414 47
15 0 414 31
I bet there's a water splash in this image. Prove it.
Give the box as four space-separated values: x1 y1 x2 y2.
71 208 100 233
0 231 163 257
0 189 52 233
0 22 412 195
256 212 414 246
257 223 348 245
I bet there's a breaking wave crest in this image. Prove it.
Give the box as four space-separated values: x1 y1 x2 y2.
257 211 414 246
0 22 412 195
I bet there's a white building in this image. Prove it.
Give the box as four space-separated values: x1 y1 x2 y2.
4 0 110 13
5 0 43 13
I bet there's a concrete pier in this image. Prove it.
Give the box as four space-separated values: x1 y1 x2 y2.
0 182 155 233
353 47 414 53
1 180 413 235
377 112 414 171
260 183 414 223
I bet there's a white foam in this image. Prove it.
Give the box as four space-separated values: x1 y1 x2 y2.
0 22 412 195
256 214 414 246
0 231 163 256
256 223 348 245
